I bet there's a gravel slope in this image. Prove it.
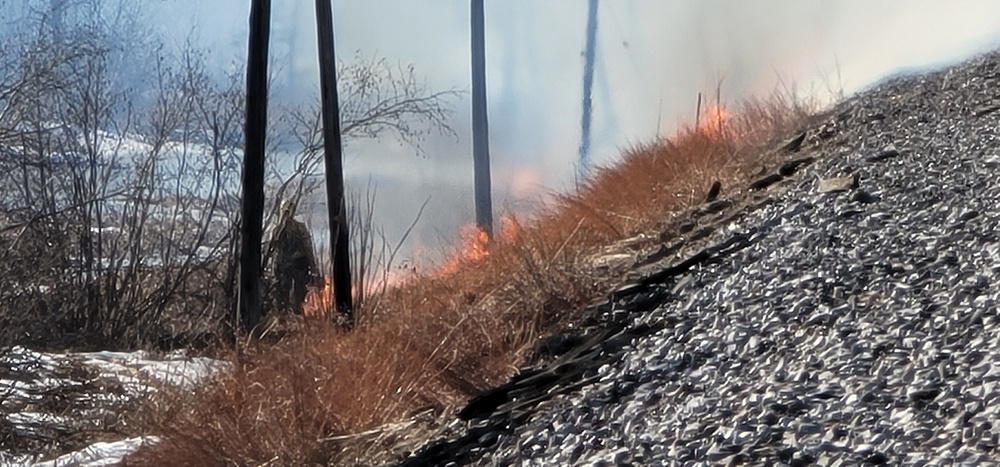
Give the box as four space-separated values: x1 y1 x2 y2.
402 51 1000 466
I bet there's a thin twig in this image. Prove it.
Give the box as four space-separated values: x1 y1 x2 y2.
547 217 586 269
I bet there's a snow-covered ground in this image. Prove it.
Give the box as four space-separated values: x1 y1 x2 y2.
3 437 158 467
0 346 227 465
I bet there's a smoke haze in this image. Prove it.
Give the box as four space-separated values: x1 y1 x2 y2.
144 1 1000 260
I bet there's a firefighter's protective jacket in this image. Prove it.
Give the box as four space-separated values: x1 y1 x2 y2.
273 216 318 278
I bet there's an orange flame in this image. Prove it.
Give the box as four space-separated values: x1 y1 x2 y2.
696 104 728 136
302 275 331 317
498 213 521 244
435 214 522 276
438 225 491 276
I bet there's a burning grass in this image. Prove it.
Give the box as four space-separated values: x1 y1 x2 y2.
126 94 812 465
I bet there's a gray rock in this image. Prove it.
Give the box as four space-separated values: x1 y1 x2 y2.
818 173 859 193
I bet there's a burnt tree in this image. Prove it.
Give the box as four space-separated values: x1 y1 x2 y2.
315 0 353 324
578 0 598 179
237 0 271 334
471 0 494 239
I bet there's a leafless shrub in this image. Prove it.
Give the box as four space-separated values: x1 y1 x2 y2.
347 179 427 317
0 2 241 350
0 2 462 350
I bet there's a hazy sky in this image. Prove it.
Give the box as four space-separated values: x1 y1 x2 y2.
147 0 1000 258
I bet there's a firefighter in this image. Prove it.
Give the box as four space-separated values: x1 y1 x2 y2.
272 199 319 314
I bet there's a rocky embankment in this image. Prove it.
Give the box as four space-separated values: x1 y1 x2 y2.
401 50 1000 465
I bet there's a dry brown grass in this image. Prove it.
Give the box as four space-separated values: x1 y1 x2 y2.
126 94 812 465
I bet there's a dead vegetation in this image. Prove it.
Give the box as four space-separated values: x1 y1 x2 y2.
126 94 813 465
0 1 244 351
0 0 460 354
0 4 820 464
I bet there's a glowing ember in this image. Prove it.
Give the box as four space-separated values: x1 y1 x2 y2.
302 275 331 316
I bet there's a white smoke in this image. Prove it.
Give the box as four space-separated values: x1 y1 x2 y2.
147 0 1000 260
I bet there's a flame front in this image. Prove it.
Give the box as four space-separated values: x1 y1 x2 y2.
438 225 491 276
436 214 521 276
697 104 728 136
302 275 331 316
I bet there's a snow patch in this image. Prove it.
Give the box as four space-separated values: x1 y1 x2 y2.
1 346 228 465
32 437 159 467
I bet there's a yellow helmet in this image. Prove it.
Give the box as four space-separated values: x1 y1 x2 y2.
279 199 295 216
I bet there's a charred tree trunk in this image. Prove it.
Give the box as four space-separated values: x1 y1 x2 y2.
578 0 598 180
237 0 271 335
470 0 494 239
315 0 353 325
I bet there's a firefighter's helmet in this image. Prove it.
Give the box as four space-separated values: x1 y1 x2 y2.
279 199 295 217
